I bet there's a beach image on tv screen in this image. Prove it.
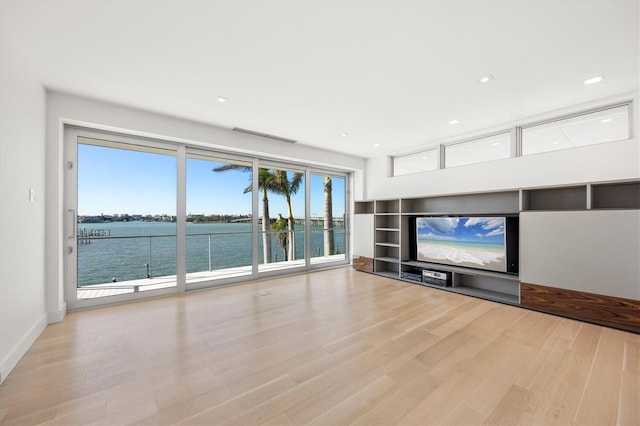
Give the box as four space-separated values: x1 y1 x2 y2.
416 217 506 272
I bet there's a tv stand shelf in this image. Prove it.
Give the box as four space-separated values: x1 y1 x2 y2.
376 271 401 280
401 261 520 282
406 280 519 304
450 286 519 305
400 260 520 305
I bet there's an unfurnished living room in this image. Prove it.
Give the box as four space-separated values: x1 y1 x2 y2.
1 1 639 425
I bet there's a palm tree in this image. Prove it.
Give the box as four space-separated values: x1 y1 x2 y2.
271 213 288 261
269 170 303 261
213 165 276 264
323 176 335 256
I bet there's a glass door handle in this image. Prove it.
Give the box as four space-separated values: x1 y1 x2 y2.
68 209 76 239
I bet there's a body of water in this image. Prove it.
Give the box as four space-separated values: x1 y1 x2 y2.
77 221 345 286
417 239 506 272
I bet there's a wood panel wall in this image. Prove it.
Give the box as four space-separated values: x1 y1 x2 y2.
521 283 640 333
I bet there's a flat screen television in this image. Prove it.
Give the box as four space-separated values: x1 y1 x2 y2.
409 216 519 274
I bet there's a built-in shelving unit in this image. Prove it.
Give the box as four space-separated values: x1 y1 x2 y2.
521 185 586 210
354 201 374 214
518 179 640 332
398 190 520 304
352 201 375 272
358 190 522 305
373 199 401 278
401 191 519 215
354 178 639 331
591 181 640 209
520 180 640 211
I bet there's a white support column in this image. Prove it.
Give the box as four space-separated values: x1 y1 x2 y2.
176 145 186 291
252 159 260 278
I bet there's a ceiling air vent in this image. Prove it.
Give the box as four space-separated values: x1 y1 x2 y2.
232 127 297 144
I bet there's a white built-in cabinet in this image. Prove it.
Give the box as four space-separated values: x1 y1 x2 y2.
354 179 640 308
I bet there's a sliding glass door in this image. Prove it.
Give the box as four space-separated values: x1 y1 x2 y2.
257 165 306 273
185 151 253 286
66 128 349 308
67 132 180 307
310 173 347 265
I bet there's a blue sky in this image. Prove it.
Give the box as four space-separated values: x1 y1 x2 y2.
78 144 345 217
417 217 505 244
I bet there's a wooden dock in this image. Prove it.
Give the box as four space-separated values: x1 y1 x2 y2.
77 228 110 244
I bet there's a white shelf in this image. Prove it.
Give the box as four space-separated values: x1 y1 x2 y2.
401 260 519 282
450 286 519 305
399 279 519 305
354 201 374 214
375 256 399 264
376 271 399 280
376 242 399 248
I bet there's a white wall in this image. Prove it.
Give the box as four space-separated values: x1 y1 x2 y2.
45 92 366 323
0 41 48 383
364 92 639 200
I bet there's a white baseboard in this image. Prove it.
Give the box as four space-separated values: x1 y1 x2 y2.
48 302 67 324
0 313 47 384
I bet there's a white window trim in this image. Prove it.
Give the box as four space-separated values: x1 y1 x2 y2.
389 98 634 177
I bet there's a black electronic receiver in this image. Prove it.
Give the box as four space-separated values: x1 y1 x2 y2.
422 270 451 287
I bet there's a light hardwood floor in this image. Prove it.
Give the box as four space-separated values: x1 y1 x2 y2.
1 267 638 425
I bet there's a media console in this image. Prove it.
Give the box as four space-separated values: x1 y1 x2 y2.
355 190 522 305
401 260 519 304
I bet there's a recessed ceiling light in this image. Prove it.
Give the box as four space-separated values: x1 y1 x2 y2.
449 120 460 125
217 96 229 103
601 118 612 123
479 75 494 84
584 75 604 85
373 143 381 147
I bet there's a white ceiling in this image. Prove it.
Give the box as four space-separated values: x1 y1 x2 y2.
1 0 638 158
